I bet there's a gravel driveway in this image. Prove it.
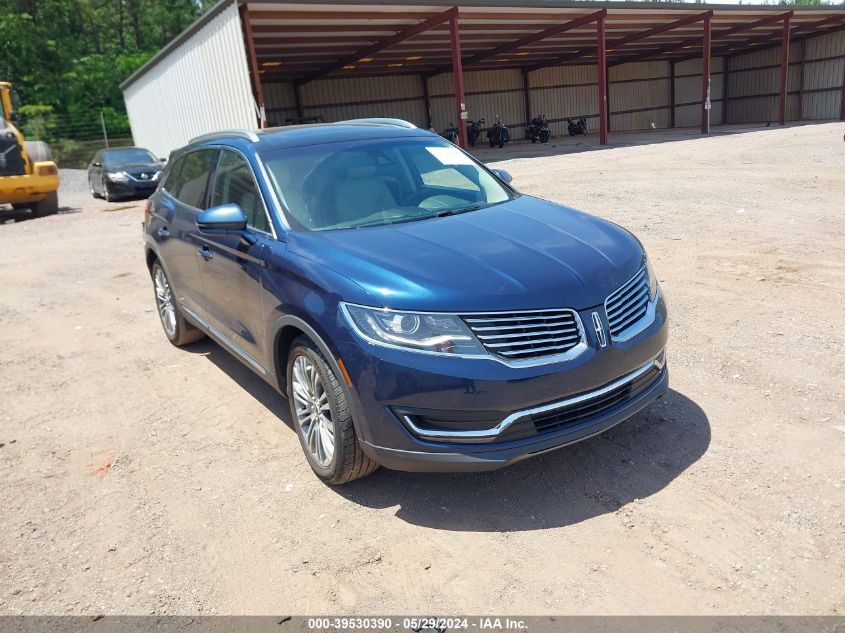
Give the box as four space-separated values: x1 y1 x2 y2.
1 122 843 615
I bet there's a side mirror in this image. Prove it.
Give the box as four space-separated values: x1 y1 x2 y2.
92 161 102 167
197 204 247 232
491 168 513 185
159 157 167 164
10 112 21 126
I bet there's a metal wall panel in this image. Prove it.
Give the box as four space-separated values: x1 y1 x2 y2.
674 57 724 128
527 65 597 135
297 75 424 126
263 82 298 125
805 29 845 61
428 69 525 132
123 1 255 158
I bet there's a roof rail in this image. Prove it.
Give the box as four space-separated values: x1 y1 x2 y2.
189 129 260 144
335 118 417 129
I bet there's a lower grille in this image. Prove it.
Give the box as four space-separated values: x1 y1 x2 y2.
605 267 650 339
497 356 664 441
461 309 584 361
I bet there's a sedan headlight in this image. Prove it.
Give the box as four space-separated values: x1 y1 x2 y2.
340 303 487 356
645 255 658 300
152 170 162 182
106 171 130 183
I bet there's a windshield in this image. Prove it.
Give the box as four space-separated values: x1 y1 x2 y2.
103 148 157 166
262 137 514 231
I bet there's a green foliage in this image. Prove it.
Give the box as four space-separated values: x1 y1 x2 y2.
1 0 212 148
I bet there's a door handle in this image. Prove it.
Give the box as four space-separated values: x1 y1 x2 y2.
156 226 170 238
198 245 213 261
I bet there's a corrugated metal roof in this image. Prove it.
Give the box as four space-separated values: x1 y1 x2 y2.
121 0 845 91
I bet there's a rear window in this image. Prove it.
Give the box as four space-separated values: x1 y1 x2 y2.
165 149 218 209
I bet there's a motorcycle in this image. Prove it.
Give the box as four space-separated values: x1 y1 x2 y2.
486 115 510 148
529 115 551 144
567 117 588 136
440 123 458 143
467 118 485 147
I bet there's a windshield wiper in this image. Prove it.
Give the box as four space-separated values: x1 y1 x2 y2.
433 203 486 218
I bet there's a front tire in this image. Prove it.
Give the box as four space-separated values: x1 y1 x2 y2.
287 336 378 484
150 262 206 346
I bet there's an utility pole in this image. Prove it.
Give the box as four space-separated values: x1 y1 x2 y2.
100 111 109 148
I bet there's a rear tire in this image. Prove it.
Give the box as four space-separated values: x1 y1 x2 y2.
150 261 206 347
287 336 378 484
30 190 58 217
23 140 53 163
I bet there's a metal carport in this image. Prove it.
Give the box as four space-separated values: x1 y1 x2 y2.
121 0 845 156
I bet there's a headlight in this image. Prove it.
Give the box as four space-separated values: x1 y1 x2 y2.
152 171 161 182
106 171 129 183
340 303 487 356
645 255 658 300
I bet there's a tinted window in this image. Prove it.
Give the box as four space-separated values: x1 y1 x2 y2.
167 149 218 209
210 150 270 233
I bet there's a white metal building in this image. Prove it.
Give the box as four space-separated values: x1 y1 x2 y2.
121 0 845 158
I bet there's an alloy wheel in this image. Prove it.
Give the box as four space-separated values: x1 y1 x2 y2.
291 354 335 467
153 267 176 339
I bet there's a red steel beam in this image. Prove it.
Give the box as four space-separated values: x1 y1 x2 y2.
240 5 267 128
612 11 792 66
522 69 531 126
722 55 730 124
449 15 469 149
841 56 845 121
294 7 458 86
669 61 675 128
778 13 791 125
701 13 711 134
796 40 806 121
598 14 608 145
461 9 606 70
422 76 432 129
705 15 841 60
531 11 711 72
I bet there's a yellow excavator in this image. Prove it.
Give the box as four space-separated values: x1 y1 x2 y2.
0 81 59 215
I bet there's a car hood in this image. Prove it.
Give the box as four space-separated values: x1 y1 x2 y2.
287 196 644 312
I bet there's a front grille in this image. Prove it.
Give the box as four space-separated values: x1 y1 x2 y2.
0 135 26 177
462 309 583 361
605 267 650 339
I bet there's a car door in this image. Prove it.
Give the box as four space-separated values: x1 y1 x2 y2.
196 148 272 369
149 147 219 321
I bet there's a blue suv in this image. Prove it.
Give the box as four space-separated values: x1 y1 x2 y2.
143 120 668 484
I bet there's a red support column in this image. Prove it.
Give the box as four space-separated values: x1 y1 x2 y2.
597 14 608 145
701 13 711 134
522 70 531 128
669 61 675 129
421 75 432 130
722 55 730 125
294 83 304 120
240 6 267 128
449 15 468 149
796 40 806 122
841 60 845 121
778 13 791 125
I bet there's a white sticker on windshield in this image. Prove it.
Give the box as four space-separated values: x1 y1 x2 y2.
425 146 474 166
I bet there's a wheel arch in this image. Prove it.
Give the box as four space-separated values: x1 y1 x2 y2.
270 314 367 440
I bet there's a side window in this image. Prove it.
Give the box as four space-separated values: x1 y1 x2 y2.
167 149 218 209
210 150 270 233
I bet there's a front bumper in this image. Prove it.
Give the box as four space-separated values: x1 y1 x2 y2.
361 361 668 472
336 295 669 472
105 180 158 199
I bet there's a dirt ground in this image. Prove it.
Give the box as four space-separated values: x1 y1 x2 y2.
1 123 843 616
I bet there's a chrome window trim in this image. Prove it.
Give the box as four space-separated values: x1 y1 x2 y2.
604 265 659 343
339 302 588 368
403 352 666 442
